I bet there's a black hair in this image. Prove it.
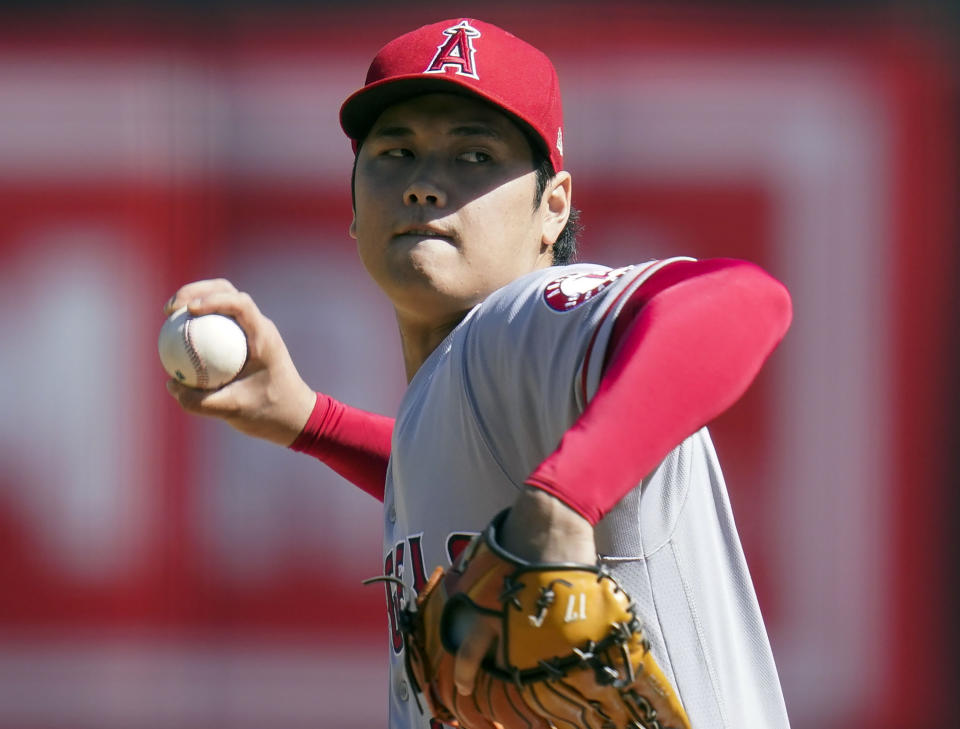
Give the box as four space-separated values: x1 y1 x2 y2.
531 151 581 265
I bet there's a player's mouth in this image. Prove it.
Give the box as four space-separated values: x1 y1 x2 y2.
393 224 456 243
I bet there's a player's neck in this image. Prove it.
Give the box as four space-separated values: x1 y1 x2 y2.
396 312 467 383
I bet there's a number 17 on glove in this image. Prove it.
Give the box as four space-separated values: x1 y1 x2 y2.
388 510 691 729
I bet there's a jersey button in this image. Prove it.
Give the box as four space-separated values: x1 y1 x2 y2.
388 504 397 523
397 677 409 702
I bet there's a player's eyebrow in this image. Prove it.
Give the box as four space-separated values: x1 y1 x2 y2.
448 123 502 140
368 125 415 140
367 123 504 141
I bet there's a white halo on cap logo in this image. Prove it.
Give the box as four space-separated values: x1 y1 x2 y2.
424 20 482 80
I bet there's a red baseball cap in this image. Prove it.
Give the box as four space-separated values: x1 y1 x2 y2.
340 18 564 171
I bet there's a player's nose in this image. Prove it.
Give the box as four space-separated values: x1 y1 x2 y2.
403 165 448 208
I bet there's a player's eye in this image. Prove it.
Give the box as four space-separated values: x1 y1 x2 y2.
382 147 412 158
458 150 492 164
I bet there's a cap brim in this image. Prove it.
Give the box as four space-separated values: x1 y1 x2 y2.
339 75 549 161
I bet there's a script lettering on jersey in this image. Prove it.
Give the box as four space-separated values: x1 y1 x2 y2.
543 266 633 312
381 531 477 656
424 20 482 79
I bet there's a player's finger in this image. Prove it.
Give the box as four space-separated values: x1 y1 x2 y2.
165 378 241 416
166 379 213 412
454 617 498 696
185 290 266 341
449 686 505 729
187 292 287 369
163 278 238 315
478 672 552 729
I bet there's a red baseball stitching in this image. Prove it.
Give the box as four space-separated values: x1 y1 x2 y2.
182 317 208 389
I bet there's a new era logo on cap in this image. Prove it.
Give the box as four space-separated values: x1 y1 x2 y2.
340 18 565 172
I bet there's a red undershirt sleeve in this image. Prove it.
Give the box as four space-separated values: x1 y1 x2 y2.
288 392 393 503
524 258 792 525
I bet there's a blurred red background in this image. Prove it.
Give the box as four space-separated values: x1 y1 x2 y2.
0 2 956 728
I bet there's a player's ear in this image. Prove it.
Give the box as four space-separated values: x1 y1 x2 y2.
349 216 358 240
541 171 571 250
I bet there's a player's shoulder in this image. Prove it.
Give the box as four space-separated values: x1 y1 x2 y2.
481 258 693 320
481 262 632 320
457 257 695 408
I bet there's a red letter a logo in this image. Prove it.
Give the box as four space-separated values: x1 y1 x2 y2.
424 20 482 80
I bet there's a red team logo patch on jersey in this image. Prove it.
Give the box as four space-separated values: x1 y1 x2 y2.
543 267 633 311
425 20 482 79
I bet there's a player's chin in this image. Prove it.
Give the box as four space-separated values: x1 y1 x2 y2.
391 242 463 279
388 272 482 317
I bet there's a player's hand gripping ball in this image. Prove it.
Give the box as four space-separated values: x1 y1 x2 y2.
158 307 248 390
396 510 691 729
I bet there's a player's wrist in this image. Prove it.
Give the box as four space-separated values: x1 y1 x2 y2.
287 390 326 450
277 382 319 447
499 486 596 563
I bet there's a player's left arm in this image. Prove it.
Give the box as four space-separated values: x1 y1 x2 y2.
517 257 792 525
455 257 792 694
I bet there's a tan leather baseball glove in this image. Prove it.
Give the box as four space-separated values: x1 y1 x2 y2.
396 510 691 729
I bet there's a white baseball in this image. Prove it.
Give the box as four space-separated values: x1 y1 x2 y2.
158 307 248 390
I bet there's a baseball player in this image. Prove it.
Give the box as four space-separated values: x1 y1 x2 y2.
165 18 792 729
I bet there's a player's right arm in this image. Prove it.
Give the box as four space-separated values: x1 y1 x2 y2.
163 279 393 502
163 278 316 445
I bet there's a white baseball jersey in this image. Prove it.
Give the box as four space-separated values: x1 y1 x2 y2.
380 259 791 729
